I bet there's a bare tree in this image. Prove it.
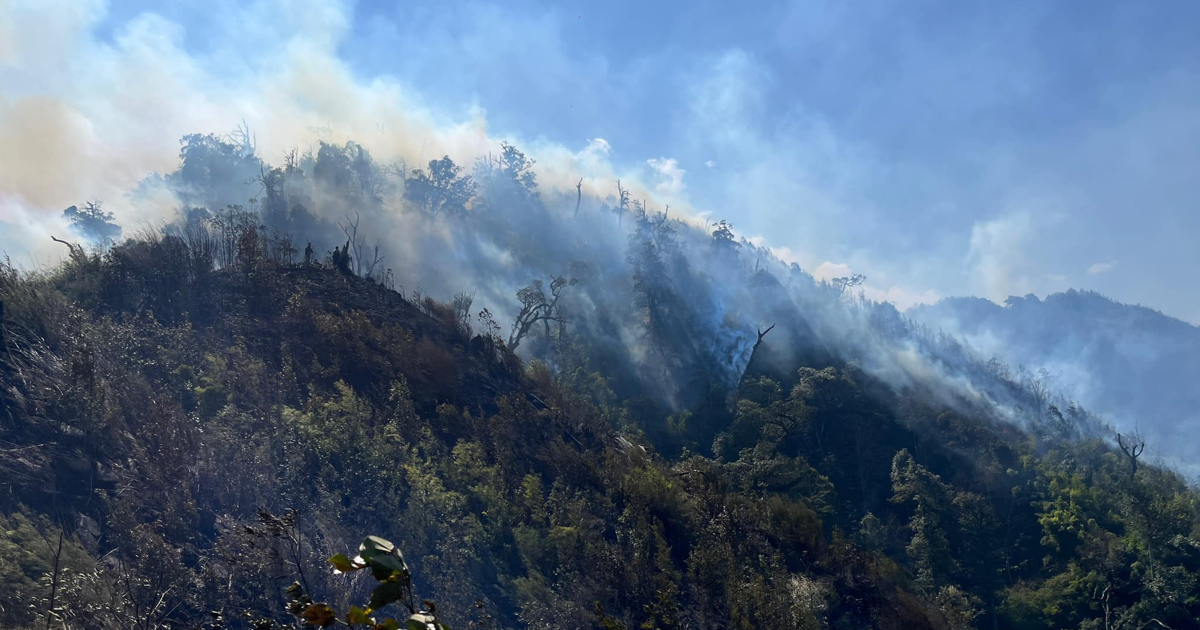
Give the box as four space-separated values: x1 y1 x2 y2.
1115 427 1171 585
752 324 775 355
338 212 364 276
270 231 298 266
247 509 312 596
284 146 301 173
614 180 631 228
112 553 184 630
1117 429 1146 481
574 177 583 217
509 275 578 351
1018 366 1054 421
475 308 504 359
37 526 65 630
50 235 85 260
361 245 385 279
228 119 256 156
385 157 409 181
452 291 475 337
1092 582 1113 630
735 323 776 391
338 211 385 278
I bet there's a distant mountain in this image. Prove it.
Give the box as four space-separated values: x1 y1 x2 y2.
910 289 1200 471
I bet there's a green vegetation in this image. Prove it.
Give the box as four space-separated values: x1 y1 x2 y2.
0 135 1197 628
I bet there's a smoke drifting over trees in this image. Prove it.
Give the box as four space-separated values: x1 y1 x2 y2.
3 125 1199 629
12 119 1193 463
4 3 1200 628
56 128 1112 452
62 202 122 245
911 292 1200 473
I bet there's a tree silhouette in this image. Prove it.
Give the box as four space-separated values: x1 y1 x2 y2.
404 156 476 217
1117 429 1146 481
832 273 866 296
509 275 577 351
63 201 121 245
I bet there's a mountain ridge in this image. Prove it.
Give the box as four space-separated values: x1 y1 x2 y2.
910 288 1200 471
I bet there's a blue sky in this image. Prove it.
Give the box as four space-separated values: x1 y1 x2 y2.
4 0 1200 321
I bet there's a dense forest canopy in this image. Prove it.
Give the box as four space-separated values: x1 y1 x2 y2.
0 131 1197 629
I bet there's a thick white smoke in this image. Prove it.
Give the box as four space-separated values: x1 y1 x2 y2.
0 0 692 266
6 0 1184 475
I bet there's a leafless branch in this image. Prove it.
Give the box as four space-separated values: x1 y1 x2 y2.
574 177 583 216
1117 429 1146 481
735 323 776 392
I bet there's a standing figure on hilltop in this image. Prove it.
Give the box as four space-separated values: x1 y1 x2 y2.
304 241 314 266
331 240 353 275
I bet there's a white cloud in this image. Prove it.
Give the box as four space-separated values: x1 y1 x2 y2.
811 261 937 309
646 156 685 197
582 137 611 157
1087 259 1117 275
812 261 852 282
705 160 715 168
566 137 614 178
768 245 802 265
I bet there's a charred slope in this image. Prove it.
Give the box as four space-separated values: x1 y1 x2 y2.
0 244 1198 630
1 248 525 511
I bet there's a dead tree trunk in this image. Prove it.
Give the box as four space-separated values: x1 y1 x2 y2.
735 324 775 392
615 180 629 228
574 177 583 217
50 235 84 259
33 519 67 630
1117 429 1156 581
1117 431 1145 481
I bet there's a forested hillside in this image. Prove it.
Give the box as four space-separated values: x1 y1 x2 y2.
1 134 1198 629
911 292 1200 472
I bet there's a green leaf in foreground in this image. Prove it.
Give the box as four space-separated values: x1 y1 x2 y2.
300 603 336 627
368 581 405 611
328 552 361 573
